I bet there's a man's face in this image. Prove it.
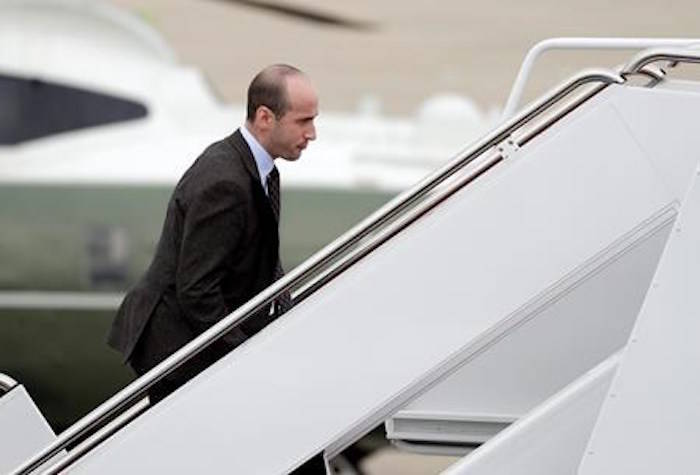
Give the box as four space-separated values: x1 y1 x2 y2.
268 75 318 161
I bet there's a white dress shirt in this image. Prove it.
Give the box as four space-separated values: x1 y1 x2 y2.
240 125 275 196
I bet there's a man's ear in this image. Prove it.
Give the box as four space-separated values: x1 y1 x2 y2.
255 106 275 129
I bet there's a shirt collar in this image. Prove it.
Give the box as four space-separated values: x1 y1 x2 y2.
240 124 275 195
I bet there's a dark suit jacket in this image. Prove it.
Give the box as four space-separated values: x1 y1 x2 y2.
108 129 279 383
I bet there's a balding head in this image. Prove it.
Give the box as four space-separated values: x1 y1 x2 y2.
246 64 304 121
244 65 318 161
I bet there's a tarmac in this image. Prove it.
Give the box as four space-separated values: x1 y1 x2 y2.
114 0 700 118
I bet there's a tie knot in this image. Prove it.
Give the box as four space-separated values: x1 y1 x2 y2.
269 165 279 181
267 166 279 191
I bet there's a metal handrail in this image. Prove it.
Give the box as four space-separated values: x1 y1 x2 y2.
503 38 700 119
42 397 151 475
0 372 18 394
13 68 624 475
293 69 624 305
624 47 700 74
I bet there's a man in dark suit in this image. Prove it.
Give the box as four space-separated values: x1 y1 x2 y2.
108 64 318 403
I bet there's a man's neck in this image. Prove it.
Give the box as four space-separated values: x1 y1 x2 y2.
244 122 272 157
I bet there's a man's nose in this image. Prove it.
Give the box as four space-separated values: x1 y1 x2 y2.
305 123 316 141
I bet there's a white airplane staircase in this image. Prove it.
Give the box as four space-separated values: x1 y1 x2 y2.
443 352 621 474
11 46 700 474
445 65 700 472
0 374 64 474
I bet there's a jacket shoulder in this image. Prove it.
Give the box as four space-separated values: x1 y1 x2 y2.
177 136 251 201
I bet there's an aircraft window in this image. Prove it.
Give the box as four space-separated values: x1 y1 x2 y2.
0 74 147 145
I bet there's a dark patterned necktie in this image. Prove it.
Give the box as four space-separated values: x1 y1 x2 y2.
266 167 293 314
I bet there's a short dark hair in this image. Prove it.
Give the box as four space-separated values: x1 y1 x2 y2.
246 64 303 121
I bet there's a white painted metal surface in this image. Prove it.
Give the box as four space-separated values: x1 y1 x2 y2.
387 79 700 450
388 216 671 448
62 81 700 474
0 386 63 473
443 354 619 475
578 130 700 474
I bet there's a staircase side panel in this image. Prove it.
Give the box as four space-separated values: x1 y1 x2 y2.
578 136 700 473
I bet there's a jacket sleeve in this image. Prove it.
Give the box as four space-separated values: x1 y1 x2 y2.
175 179 249 346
